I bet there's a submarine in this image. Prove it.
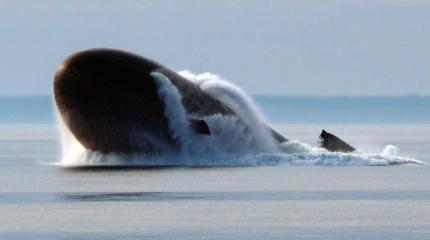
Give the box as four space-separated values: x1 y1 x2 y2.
54 48 355 156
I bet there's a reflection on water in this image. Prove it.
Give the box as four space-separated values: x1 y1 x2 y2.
58 192 208 202
1 231 428 240
56 191 430 202
2 191 430 204
60 165 236 171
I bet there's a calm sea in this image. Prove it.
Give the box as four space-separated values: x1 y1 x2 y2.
0 96 429 239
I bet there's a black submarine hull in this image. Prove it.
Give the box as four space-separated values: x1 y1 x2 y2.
54 48 234 154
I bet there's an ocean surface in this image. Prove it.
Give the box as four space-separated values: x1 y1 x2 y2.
0 123 429 239
0 97 429 239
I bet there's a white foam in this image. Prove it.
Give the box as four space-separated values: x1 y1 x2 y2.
59 144 423 167
276 140 423 166
178 70 215 86
381 144 399 157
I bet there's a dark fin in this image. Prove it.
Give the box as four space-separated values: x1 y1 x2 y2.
266 125 288 143
318 130 355 152
190 119 211 135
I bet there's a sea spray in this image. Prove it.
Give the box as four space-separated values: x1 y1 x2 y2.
151 72 194 155
151 72 266 156
179 70 278 153
54 108 86 165
279 140 313 154
381 145 399 157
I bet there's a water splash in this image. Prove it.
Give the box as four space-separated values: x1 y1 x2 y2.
180 70 278 153
55 110 86 166
151 72 194 154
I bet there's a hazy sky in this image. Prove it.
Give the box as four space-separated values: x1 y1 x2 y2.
0 0 429 96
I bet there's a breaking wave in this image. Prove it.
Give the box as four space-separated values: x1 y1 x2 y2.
57 71 424 167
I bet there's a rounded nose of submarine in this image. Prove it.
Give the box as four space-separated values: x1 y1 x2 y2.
54 48 174 153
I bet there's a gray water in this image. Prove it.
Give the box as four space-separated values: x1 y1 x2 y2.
0 124 429 239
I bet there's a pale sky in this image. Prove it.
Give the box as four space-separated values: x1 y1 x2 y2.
0 0 429 96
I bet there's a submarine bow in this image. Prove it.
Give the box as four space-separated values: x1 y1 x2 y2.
54 48 266 154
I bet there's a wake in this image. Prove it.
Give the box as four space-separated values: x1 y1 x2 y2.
57 71 424 167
